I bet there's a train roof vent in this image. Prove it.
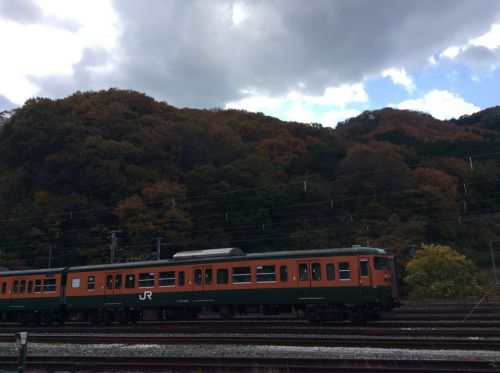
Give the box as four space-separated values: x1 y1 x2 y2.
172 247 245 260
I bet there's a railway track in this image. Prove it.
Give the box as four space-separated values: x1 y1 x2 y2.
2 318 500 331
0 302 497 371
0 333 498 350
0 356 497 372
0 322 499 337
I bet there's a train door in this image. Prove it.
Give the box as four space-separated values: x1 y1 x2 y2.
9 278 26 311
358 258 373 298
192 266 214 303
296 261 323 301
104 272 123 306
11 278 26 299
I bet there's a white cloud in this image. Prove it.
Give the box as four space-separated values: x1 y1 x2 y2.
226 83 368 127
382 68 415 92
300 84 368 107
0 0 119 104
284 102 316 123
438 23 500 69
231 3 247 26
320 109 362 127
440 46 462 59
226 93 283 114
394 90 480 120
470 24 500 49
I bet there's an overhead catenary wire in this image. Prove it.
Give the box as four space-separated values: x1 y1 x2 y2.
0 150 498 225
1 183 500 253
1 151 499 266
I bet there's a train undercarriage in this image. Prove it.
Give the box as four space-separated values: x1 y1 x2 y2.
1 301 390 325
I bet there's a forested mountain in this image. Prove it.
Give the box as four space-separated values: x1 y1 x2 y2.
0 89 498 271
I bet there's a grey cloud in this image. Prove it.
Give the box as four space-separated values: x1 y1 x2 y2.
0 0 79 31
0 95 17 111
0 0 42 23
455 45 500 68
30 48 118 99
34 0 500 108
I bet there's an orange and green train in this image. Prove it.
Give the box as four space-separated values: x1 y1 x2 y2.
0 246 398 324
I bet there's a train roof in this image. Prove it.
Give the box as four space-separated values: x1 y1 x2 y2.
65 246 388 273
0 267 66 277
0 247 389 275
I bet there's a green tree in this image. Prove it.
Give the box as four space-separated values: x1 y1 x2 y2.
404 244 483 299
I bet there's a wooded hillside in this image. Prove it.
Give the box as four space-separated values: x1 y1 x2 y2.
0 89 498 271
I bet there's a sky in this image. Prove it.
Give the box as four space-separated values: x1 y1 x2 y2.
0 0 499 127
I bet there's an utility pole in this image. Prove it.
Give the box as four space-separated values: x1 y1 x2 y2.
489 240 498 288
407 244 418 258
109 231 119 264
155 236 164 260
48 243 53 269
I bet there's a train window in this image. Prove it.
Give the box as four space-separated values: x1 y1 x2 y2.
326 263 335 281
374 257 389 270
115 274 122 289
360 260 369 277
125 274 135 289
1 282 6 294
20 280 26 294
43 279 56 292
139 272 155 288
299 263 308 281
35 279 42 293
339 262 351 280
13 280 18 294
217 269 228 284
256 265 276 282
106 275 113 290
159 271 175 287
205 269 213 285
280 265 288 282
28 280 33 293
71 279 80 288
311 263 321 281
194 269 202 285
178 271 185 286
232 267 251 283
87 276 95 291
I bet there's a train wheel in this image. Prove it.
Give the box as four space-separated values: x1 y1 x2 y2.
306 307 325 324
130 309 141 324
88 311 99 324
347 306 368 324
219 306 235 319
40 313 53 325
21 312 40 326
116 309 130 324
102 310 113 324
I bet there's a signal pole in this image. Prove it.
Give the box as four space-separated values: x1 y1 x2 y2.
407 244 418 258
48 243 53 269
155 237 164 260
109 231 119 264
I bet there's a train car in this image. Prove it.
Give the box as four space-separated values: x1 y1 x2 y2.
64 246 398 323
0 246 398 324
0 267 66 324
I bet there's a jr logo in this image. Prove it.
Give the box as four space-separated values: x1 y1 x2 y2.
139 290 152 301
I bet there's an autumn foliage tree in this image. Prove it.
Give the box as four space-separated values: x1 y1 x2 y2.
404 244 484 298
0 89 498 271
113 181 192 258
